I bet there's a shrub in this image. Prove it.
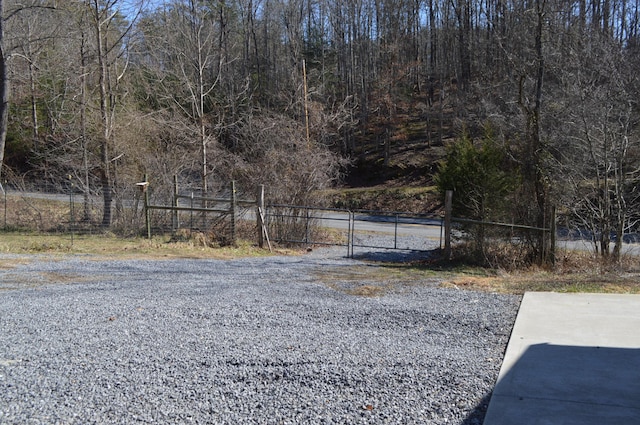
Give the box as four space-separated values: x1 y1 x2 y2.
435 128 520 263
435 129 518 221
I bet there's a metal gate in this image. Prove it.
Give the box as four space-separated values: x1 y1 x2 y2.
265 205 443 257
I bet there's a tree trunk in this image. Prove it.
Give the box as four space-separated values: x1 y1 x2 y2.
93 1 112 227
532 0 547 262
29 62 38 144
0 0 7 180
80 26 91 222
518 0 548 264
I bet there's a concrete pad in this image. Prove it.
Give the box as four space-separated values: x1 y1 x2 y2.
484 292 640 425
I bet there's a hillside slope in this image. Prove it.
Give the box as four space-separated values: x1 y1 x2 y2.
331 92 461 213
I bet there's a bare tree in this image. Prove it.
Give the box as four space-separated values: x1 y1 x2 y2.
0 0 9 180
87 0 143 227
143 0 226 197
558 34 640 263
0 0 62 180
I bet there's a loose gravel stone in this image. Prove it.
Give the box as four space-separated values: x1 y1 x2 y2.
0 247 520 424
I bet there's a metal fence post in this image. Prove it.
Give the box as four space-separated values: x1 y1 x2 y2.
69 184 74 246
190 192 194 230
394 213 399 249
256 185 265 248
172 175 179 231
2 183 6 229
305 208 310 244
349 211 355 258
444 190 453 260
550 205 556 267
230 180 237 246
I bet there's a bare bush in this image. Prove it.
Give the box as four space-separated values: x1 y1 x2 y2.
214 109 348 206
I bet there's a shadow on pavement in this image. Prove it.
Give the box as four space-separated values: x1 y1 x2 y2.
474 343 640 425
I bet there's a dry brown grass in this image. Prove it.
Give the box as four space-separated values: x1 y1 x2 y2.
316 247 640 297
0 231 288 260
0 270 99 291
442 271 640 294
339 284 387 297
314 263 443 297
441 249 640 294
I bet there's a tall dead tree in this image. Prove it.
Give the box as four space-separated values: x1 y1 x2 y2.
0 0 7 180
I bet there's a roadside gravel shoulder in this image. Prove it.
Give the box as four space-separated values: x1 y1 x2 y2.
0 248 521 424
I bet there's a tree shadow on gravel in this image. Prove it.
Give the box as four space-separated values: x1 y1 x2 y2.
351 249 439 263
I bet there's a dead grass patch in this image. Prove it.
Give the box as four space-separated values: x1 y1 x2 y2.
0 270 97 291
423 243 640 294
39 271 88 284
0 258 31 269
328 283 387 297
0 231 282 260
313 263 442 297
442 271 640 294
344 248 640 296
440 250 640 294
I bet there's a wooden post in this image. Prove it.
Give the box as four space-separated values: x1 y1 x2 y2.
144 174 151 239
256 185 265 248
444 190 452 260
230 180 237 246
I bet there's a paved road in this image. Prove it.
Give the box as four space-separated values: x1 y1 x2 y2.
316 211 443 239
555 237 640 256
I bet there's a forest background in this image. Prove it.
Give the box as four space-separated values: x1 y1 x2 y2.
0 0 639 265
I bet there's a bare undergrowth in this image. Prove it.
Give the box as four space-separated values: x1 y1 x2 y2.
440 249 640 294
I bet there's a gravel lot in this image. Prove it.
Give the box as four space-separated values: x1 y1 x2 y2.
0 247 521 424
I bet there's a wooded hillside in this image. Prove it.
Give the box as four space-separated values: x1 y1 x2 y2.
1 0 639 260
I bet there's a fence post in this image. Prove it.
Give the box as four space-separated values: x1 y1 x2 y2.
305 209 310 244
550 205 556 267
444 190 452 260
394 213 399 249
190 192 194 230
69 181 75 246
230 180 237 246
256 185 265 248
347 211 352 258
143 174 151 239
172 175 179 231
349 211 355 258
2 182 6 229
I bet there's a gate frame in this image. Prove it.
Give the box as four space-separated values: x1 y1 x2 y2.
265 204 443 257
142 178 267 247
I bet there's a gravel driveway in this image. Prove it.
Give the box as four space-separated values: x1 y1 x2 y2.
0 247 521 424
